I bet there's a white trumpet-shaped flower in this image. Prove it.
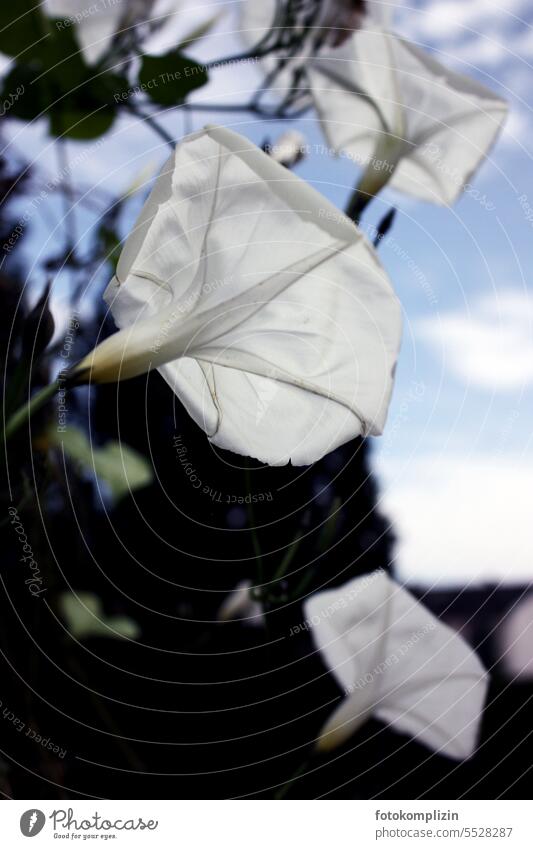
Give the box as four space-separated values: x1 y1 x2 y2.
305 570 488 758
75 126 401 466
217 580 264 627
242 1 508 205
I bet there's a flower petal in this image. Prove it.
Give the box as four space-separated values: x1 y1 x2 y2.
84 126 401 464
217 580 264 626
311 29 508 204
305 570 489 758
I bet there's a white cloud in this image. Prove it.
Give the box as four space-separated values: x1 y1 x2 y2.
499 102 531 146
396 0 532 50
512 25 533 59
377 454 533 586
417 290 533 391
393 1 533 158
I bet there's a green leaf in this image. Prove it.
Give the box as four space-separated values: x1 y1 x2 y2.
51 425 153 503
0 64 43 123
59 592 140 640
92 442 153 503
139 51 208 106
0 18 127 139
1 64 126 139
48 102 116 141
0 2 49 60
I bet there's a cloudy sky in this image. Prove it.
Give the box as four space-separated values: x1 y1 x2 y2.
373 0 533 587
3 0 532 587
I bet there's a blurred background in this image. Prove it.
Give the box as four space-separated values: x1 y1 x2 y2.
1 0 532 799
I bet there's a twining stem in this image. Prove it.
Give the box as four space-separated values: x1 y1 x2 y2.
275 756 312 799
3 380 61 443
272 530 303 584
251 529 303 605
244 464 266 606
373 208 397 247
57 139 77 261
244 465 263 568
125 102 176 150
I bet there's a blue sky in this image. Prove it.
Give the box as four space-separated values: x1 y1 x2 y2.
2 0 532 587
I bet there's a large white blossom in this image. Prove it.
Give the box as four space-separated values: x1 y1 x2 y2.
305 570 488 758
75 125 401 466
242 0 508 205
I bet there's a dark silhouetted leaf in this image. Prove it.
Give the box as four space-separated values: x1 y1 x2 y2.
0 17 127 140
0 1 47 60
139 51 208 106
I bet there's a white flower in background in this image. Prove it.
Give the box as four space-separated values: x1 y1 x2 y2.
242 1 508 205
266 130 307 168
74 125 401 466
217 580 264 627
46 0 177 65
305 570 488 758
310 30 508 206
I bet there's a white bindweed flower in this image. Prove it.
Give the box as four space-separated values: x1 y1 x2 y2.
217 580 264 627
266 130 307 168
74 125 401 466
305 570 488 758
242 1 508 206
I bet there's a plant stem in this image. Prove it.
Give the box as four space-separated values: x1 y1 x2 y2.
179 101 265 114
204 44 282 69
346 134 401 225
204 0 289 70
345 187 372 226
125 103 176 150
57 139 77 261
3 380 60 443
272 530 303 584
373 207 397 248
275 756 311 799
244 464 264 582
